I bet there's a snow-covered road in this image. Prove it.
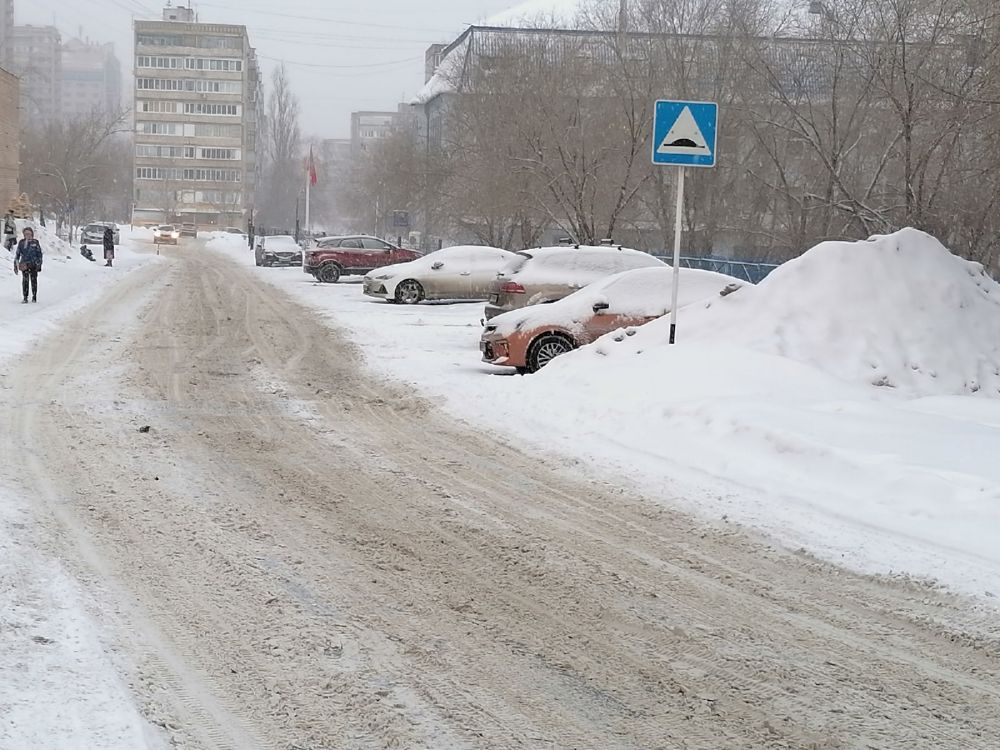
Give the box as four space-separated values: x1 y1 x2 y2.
215 239 1000 601
2 241 998 747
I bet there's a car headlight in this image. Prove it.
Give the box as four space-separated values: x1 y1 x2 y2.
374 274 393 280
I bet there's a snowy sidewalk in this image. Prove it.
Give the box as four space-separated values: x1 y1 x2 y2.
0 226 167 750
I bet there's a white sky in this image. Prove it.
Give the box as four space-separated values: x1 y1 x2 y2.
15 0 530 138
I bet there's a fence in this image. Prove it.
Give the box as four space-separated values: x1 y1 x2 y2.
652 255 781 284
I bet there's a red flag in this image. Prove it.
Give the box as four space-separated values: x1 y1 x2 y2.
307 146 318 186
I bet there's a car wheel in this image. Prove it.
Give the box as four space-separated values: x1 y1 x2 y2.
527 333 575 373
318 263 342 283
395 279 424 304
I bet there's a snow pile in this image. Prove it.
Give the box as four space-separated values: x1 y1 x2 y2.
205 232 250 252
618 228 1000 396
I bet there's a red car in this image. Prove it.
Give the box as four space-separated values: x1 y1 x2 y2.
303 235 421 283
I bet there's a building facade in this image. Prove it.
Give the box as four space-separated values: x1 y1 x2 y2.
132 5 261 227
0 66 18 212
0 0 12 68
350 103 417 156
9 25 61 123
62 38 122 120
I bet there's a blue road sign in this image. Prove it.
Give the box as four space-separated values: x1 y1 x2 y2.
652 100 718 168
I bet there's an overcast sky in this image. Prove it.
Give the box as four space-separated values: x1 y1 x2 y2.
16 0 525 138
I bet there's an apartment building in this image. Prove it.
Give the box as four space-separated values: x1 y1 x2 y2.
0 66 18 212
62 38 122 120
350 103 418 156
9 25 61 123
132 4 261 228
0 0 12 68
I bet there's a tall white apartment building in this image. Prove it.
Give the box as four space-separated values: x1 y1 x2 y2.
133 5 261 227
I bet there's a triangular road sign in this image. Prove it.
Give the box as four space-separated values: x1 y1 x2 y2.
656 106 711 157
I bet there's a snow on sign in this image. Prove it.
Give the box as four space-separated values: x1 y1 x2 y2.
652 100 718 168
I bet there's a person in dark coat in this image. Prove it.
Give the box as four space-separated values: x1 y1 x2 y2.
103 226 115 267
3 213 15 251
14 227 43 303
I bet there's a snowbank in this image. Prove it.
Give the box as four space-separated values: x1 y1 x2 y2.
0 222 157 361
204 232 250 252
620 228 1000 397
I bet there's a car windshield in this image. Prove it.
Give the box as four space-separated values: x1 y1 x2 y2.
85 225 105 232
160 225 175 231
264 236 298 249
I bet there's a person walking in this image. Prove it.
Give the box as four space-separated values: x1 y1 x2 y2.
3 213 15 251
103 226 115 267
14 227 43 304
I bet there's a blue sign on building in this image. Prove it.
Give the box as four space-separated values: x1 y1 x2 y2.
651 100 718 168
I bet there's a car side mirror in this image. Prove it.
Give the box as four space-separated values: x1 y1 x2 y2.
593 301 610 313
431 261 444 270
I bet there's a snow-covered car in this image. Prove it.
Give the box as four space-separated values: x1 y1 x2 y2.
481 266 745 373
484 245 666 320
255 235 303 267
224 227 246 235
81 222 120 245
363 245 516 304
153 224 179 245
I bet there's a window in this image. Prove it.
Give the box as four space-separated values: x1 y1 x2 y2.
361 238 390 250
137 78 185 91
183 102 240 116
191 79 241 94
136 167 182 180
138 122 181 135
198 148 240 160
194 123 241 138
339 238 363 249
199 36 242 50
181 168 241 182
179 190 242 204
137 34 183 47
136 144 195 158
185 58 243 72
138 100 179 113
137 78 241 94
136 55 184 69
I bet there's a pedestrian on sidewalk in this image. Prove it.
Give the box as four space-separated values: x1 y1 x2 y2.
3 212 15 251
14 227 43 304
103 226 115 267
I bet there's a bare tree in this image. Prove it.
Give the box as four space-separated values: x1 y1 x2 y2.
20 109 130 237
260 64 302 228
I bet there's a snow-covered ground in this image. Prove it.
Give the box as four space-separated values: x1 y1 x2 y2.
0 224 167 750
211 230 1000 601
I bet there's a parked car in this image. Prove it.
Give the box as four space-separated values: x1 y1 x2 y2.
481 266 745 373
362 245 515 304
484 245 666 320
81 222 120 245
224 227 246 235
180 222 198 238
153 224 179 245
303 235 422 283
255 235 303 266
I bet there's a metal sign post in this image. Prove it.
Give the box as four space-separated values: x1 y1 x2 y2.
651 99 719 344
